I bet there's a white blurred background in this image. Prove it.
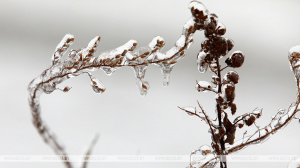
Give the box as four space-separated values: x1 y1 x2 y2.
1 0 300 168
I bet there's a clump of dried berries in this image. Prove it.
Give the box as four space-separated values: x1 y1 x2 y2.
225 51 245 68
224 71 239 84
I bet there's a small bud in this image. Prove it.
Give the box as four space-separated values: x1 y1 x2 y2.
225 51 245 68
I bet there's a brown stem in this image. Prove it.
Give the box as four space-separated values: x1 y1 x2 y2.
216 58 227 168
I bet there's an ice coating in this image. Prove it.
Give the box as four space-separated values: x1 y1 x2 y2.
81 36 100 59
148 36 164 50
52 34 74 65
225 103 299 155
288 45 300 79
188 1 209 17
27 3 233 166
183 17 196 36
197 51 208 73
28 1 201 107
190 145 218 168
196 81 212 92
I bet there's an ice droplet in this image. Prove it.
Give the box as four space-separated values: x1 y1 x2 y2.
91 77 106 94
136 80 149 96
42 83 56 94
100 66 117 76
199 145 212 156
62 86 71 92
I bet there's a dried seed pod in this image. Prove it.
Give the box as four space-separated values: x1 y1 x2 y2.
245 115 256 126
223 113 236 145
224 71 239 84
210 36 228 57
238 123 244 128
216 26 226 36
225 51 245 68
189 1 209 20
215 93 224 105
226 38 234 52
230 103 237 115
205 21 217 37
223 83 235 103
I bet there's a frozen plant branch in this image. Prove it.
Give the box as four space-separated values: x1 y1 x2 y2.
28 1 205 167
182 2 300 168
27 1 300 168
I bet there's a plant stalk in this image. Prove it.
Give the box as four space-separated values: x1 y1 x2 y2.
216 58 227 168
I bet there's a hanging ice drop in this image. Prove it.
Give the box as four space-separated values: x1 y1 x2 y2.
91 77 106 94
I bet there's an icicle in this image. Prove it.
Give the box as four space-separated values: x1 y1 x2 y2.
132 65 150 96
159 63 174 87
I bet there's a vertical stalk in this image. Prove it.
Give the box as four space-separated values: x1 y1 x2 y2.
216 58 227 168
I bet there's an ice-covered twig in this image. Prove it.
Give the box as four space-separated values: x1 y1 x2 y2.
28 1 206 167
224 45 300 154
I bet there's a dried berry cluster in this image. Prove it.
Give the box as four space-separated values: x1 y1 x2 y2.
180 1 300 168
191 0 247 149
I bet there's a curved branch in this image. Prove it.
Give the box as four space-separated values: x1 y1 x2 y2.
27 1 206 167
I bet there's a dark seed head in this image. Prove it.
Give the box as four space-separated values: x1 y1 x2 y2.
225 51 245 68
